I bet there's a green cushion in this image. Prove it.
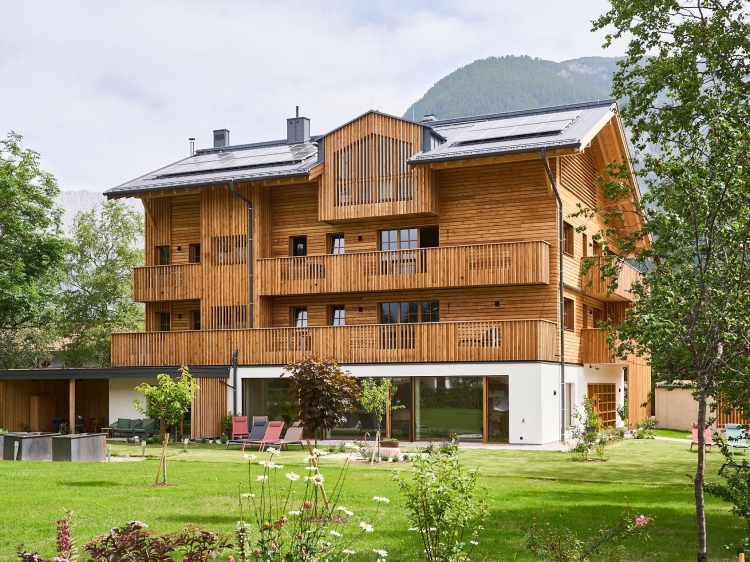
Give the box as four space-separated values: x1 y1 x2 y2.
115 418 132 429
140 419 156 431
131 420 144 431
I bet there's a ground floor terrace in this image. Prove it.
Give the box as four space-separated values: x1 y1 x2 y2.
235 361 635 445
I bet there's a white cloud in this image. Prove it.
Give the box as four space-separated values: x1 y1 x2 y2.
0 0 624 192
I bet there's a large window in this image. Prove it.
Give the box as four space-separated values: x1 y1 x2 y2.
159 312 171 332
415 377 483 442
244 378 298 426
380 228 418 251
380 302 438 323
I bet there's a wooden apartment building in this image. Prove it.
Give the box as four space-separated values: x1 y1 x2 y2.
96 100 650 443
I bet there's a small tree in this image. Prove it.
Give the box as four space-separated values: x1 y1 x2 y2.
282 356 360 442
134 366 199 484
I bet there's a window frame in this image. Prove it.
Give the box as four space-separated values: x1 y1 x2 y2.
328 233 345 255
562 222 575 257
191 310 201 331
329 305 345 326
189 243 201 264
292 307 308 327
563 297 575 331
156 245 171 266
379 301 439 324
290 236 308 257
159 312 171 332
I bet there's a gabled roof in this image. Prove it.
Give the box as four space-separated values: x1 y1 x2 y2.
410 99 617 164
105 138 322 197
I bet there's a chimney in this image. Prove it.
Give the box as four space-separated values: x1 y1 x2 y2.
422 114 438 123
189 137 195 156
213 129 230 148
287 107 310 144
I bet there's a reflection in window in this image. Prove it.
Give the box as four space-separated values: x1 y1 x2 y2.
330 306 345 326
329 234 345 255
293 307 308 327
414 377 483 442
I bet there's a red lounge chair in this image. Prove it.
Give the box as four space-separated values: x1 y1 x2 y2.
231 416 250 441
690 422 715 450
242 421 285 452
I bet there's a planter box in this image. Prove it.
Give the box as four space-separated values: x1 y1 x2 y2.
380 441 400 448
3 432 59 461
52 433 107 462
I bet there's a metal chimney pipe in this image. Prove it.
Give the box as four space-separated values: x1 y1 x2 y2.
296 106 299 118
189 138 195 156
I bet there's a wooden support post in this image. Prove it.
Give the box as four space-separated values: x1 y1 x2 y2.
68 379 76 435
483 376 488 444
738 553 744 562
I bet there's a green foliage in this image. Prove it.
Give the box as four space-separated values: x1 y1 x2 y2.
616 399 628 426
360 377 404 429
0 132 68 369
705 442 750 554
134 367 199 433
417 383 482 409
394 445 487 562
524 508 651 562
222 411 234 433
583 4 750 557
282 356 360 438
582 397 602 431
404 56 620 121
632 419 658 440
58 200 144 367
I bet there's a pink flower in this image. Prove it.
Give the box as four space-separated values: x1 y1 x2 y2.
635 515 648 527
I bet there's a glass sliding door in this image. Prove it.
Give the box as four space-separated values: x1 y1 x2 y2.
414 377 483 442
389 377 412 441
486 376 509 443
243 379 297 423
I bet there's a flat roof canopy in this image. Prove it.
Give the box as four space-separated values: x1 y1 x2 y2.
0 366 229 381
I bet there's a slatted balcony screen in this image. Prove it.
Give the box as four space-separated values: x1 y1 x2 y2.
334 134 414 206
211 235 247 265
211 305 248 329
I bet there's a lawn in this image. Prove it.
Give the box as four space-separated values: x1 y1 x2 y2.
0 439 746 561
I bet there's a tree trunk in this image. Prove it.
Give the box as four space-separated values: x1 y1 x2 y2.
695 377 708 562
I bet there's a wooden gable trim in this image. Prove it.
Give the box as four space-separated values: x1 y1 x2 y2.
424 147 579 171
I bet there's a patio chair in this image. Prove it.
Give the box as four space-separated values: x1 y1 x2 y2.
227 420 268 450
690 423 715 450
242 421 284 452
251 415 269 425
230 416 250 441
270 422 304 450
84 418 96 433
725 424 750 455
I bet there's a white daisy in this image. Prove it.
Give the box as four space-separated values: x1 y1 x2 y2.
285 472 300 481
342 549 356 554
256 475 268 482
330 530 342 537
373 496 390 503
288 510 301 516
243 454 257 460
312 473 324 486
359 522 374 532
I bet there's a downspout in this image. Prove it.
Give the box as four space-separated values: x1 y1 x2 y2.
541 148 566 443
228 180 254 329
232 349 239 415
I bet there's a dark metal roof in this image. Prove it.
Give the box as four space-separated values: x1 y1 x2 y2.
410 99 617 164
0 366 229 381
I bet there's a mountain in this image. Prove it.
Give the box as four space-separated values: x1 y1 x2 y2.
55 190 141 233
404 55 621 121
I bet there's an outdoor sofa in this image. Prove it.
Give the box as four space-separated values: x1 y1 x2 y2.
109 418 157 438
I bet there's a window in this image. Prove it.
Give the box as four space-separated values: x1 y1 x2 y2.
291 236 307 257
421 301 440 322
191 310 201 331
380 228 418 251
565 382 575 427
156 246 171 265
380 301 439 323
292 307 308 327
329 305 345 326
189 244 201 264
563 298 575 331
582 233 588 257
420 226 440 248
159 312 171 332
592 239 601 255
563 222 575 256
329 234 345 255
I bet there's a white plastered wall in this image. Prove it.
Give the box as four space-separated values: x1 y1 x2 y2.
236 362 563 445
109 378 158 422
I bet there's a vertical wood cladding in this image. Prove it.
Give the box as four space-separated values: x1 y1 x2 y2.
170 195 201 264
144 198 171 266
191 377 226 439
319 113 437 221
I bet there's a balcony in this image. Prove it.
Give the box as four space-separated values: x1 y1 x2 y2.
580 256 640 301
257 241 550 296
581 329 626 364
133 264 202 302
111 319 557 367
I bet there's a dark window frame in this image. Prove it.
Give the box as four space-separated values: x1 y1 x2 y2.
563 222 575 257
189 243 201 264
290 236 308 257
159 312 171 332
156 245 171 266
329 305 345 326
328 233 345 255
292 307 308 327
191 310 201 331
563 298 575 331
379 301 439 324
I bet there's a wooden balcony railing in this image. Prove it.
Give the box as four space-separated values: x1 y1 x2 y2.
257 241 550 296
581 328 626 364
111 319 557 367
580 256 640 301
133 264 202 302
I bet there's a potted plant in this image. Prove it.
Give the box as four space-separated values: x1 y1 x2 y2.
381 437 400 449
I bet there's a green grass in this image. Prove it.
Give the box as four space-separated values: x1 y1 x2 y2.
654 428 693 440
0 440 746 560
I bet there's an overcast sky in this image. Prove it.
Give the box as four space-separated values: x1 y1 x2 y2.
0 1 624 193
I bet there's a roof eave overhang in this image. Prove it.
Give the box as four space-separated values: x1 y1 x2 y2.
0 366 229 381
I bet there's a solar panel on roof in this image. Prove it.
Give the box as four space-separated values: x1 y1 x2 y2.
155 143 317 178
455 110 581 145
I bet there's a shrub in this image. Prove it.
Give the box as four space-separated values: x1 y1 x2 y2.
394 444 487 562
633 418 658 439
220 435 228 445
616 399 629 427
237 447 389 560
705 440 750 554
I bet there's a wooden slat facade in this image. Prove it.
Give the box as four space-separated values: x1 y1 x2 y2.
581 256 639 302
319 113 437 222
191 377 227 439
133 264 202 302
111 319 557 367
257 240 550 296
